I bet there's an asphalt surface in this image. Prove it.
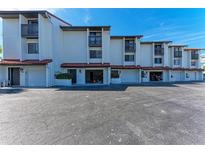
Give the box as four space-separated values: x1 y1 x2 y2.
0 82 205 144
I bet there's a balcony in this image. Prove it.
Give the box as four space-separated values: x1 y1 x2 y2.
174 51 182 58
89 36 102 47
125 43 136 52
191 54 199 60
154 48 164 56
21 24 38 38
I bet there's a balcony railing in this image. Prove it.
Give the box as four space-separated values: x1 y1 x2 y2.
154 48 164 55
125 43 136 52
191 54 199 60
89 36 102 47
174 51 182 58
21 24 38 38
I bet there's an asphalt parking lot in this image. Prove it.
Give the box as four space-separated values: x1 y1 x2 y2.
1 82 205 144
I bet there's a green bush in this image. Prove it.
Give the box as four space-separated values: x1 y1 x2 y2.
55 73 72 79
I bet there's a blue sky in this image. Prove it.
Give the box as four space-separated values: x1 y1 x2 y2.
0 8 205 55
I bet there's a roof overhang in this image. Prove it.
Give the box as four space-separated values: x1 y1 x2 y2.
111 35 143 39
61 63 110 68
0 10 71 26
0 59 52 65
60 26 111 31
169 45 188 48
141 41 172 44
184 48 205 51
0 10 47 18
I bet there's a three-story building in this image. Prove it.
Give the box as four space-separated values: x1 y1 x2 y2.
0 10 204 87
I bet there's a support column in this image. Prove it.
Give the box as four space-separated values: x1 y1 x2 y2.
152 43 155 67
138 69 142 83
122 37 125 66
101 28 104 64
107 67 111 85
86 28 89 64
46 64 49 87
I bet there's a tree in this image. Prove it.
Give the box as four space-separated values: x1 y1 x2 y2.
0 45 2 54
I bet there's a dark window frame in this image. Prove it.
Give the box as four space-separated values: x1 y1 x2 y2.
154 57 162 64
28 43 39 54
125 55 135 62
89 50 102 59
111 70 120 78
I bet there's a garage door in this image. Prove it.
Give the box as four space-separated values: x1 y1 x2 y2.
121 70 138 83
189 72 196 81
26 66 46 87
173 72 181 81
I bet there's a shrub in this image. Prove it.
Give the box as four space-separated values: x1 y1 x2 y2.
55 73 72 79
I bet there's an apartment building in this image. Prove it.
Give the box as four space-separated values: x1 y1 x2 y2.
0 10 204 87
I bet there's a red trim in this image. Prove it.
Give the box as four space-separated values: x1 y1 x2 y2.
61 63 110 68
111 65 141 69
0 59 52 65
141 66 170 70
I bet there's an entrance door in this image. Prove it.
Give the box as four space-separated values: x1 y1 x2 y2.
150 72 163 81
8 68 20 86
86 70 103 84
67 69 77 84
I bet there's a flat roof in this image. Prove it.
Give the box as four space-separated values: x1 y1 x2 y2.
0 10 71 26
111 35 143 39
141 41 172 44
184 48 205 51
169 44 188 47
60 26 111 31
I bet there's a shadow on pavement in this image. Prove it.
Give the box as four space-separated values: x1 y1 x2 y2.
0 88 26 95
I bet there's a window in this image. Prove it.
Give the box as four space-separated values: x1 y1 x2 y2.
154 58 162 64
191 51 199 60
28 20 38 25
191 61 197 66
174 59 181 65
125 55 134 61
111 70 120 78
125 40 135 52
90 50 102 58
89 32 102 47
28 43 38 54
154 44 164 55
174 50 182 57
155 44 162 49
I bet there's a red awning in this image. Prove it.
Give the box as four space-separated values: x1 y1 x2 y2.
111 65 141 69
61 63 110 68
141 66 170 70
0 59 52 65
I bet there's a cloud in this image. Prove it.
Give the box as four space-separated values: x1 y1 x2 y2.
83 9 91 25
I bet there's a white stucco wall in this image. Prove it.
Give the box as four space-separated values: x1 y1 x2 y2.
110 39 123 65
62 31 87 63
140 44 152 67
3 18 21 59
38 14 52 60
0 66 7 84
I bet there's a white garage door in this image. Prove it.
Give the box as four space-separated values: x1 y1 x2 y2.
26 66 46 87
189 72 196 81
121 70 138 83
173 71 181 81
